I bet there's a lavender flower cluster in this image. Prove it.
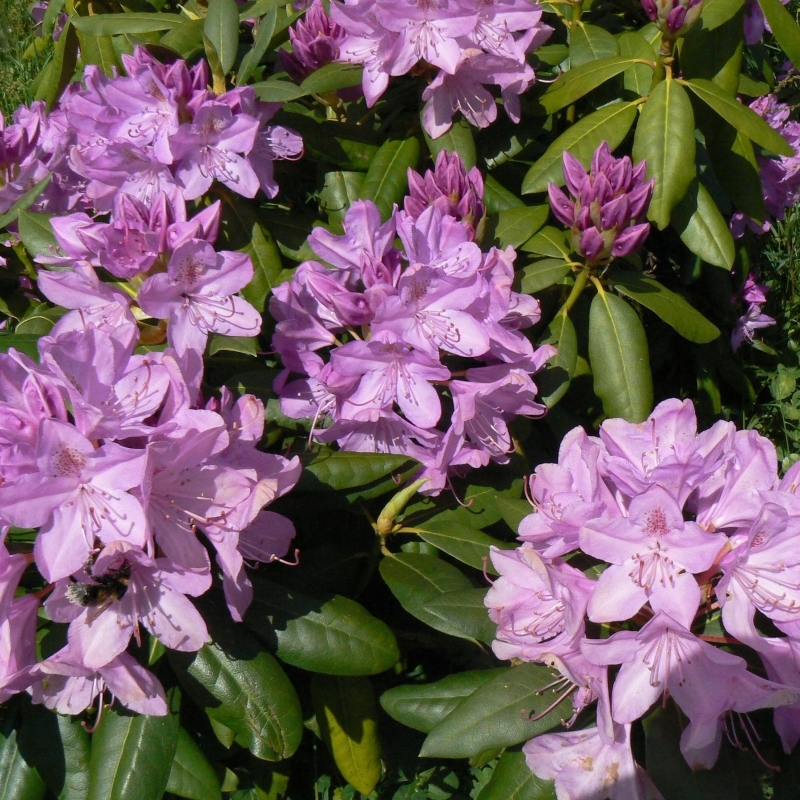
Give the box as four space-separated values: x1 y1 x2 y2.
270 152 553 495
0 45 302 219
486 399 800 799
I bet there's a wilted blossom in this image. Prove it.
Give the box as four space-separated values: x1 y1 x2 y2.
731 271 775 351
548 143 653 266
640 0 704 38
486 398 800 792
271 153 554 494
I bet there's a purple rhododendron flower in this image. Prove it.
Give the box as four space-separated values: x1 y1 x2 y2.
731 271 776 351
640 0 703 37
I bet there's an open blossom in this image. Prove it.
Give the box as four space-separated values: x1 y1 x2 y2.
731 271 775 351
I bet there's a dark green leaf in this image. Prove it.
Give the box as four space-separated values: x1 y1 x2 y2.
670 179 735 270
539 57 647 114
0 176 52 230
76 31 121 76
537 312 578 407
311 676 381 796
520 259 572 294
589 289 653 423
424 588 496 644
569 23 619 68
476 751 556 800
297 451 414 496
300 62 363 95
70 12 183 35
244 576 400 675
492 206 549 248
522 101 638 194
701 0 745 29
36 17 78 109
632 77 696 229
159 18 205 58
166 727 221 800
252 78 307 102
239 219 283 312
237 8 277 85
320 171 364 225
419 662 575 758
618 31 656 96
380 670 502 734
682 78 794 155
756 0 800 69
520 227 571 258
205 0 240 74
17 212 57 258
483 175 525 212
423 118 477 170
607 267 720 342
0 705 46 800
15 304 63 335
495 496 532 534
0 334 41 360
379 553 475 640
358 138 420 220
681 9 743 95
413 519 513 573
87 699 180 800
208 335 258 356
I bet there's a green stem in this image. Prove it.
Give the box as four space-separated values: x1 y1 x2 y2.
558 267 590 317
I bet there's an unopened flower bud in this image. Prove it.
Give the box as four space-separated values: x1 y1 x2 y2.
641 0 704 37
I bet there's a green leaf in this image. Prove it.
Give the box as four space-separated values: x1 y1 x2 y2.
588 289 653 423
607 267 720 342
252 78 307 102
299 62 363 95
169 626 303 761
311 676 381 796
208 335 258 356
569 23 619 68
520 259 572 294
632 77 696 229
159 18 205 58
738 73 770 97
239 219 283 312
700 0 745 29
681 9 744 95
297 451 414 497
36 17 78 110
618 31 656 96
87 699 180 800
424 588 496 644
75 31 121 77
756 0 800 69
0 176 52 231
166 728 221 800
491 206 549 248
413 519 513 574
0 334 41 360
379 553 476 640
244 575 400 675
476 751 556 800
380 670 501 734
522 101 638 194
537 312 578 407
70 12 183 35
419 662 575 758
358 138 420 220
423 118 477 170
670 179 735 270
520 226 571 258
539 57 648 114
483 175 525 212
237 7 277 85
17 212 57 258
320 171 364 225
682 78 794 155
205 0 240 75
495 496 533 534
0 705 46 800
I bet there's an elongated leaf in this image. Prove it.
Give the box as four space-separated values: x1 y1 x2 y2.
37 18 78 110
424 588 496 644
607 267 720 342
70 13 183 35
379 553 476 640
521 259 572 294
0 705 46 800
296 451 413 495
492 206 549 248
311 676 381 796
320 171 364 225
589 290 653 423
682 78 793 155
757 0 800 69
539 57 647 114
420 662 575 758
87 699 180 800
237 7 277 85
414 520 513 574
632 78 696 229
520 226 571 258
300 62 363 95
239 219 283 312
252 78 307 102
76 30 121 77
244 576 400 675
166 728 221 800
0 176 52 230
0 335 41 360
17 212 57 258
618 31 656 96
358 138 420 220
380 670 502 734
169 627 303 761
701 0 745 29
681 10 743 95
495 496 532 533
159 18 205 58
483 175 525 212
671 179 735 270
522 101 638 194
569 23 619 68
476 751 556 800
205 0 241 75
423 118 477 170
537 312 578 407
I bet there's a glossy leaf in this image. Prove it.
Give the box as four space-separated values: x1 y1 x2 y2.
169 627 303 761
166 727 221 800
0 334 41 360
476 751 556 800
520 226 571 258
296 451 414 496
537 312 578 407
237 7 277 85
569 23 619 68
671 179 735 270
423 117 477 170
17 212 57 258
208 334 258 356
521 259 573 294
358 138 420 220
424 588 496 644
680 9 743 95
757 0 800 69
0 175 52 230
682 78 794 155
159 18 205 58
379 553 476 640
244 575 400 675
70 12 183 35
701 0 745 29
320 171 364 225
413 519 514 573
588 289 653 423
239 220 284 312
300 62 363 95
311 676 381 796
0 706 46 800
632 77 695 230
87 699 180 800
419 662 575 758
495 496 532 533
618 31 656 96
252 78 307 102
380 670 502 734
492 206 549 249
484 175 525 211
522 101 638 194
76 30 121 77
539 57 647 114
36 18 78 110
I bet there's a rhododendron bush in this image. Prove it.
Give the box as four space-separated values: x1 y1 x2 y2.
2 0 800 796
